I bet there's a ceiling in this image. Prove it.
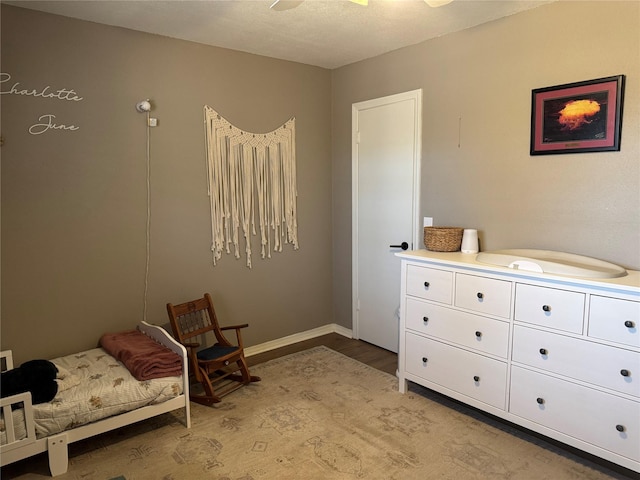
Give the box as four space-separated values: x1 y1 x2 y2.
4 0 555 69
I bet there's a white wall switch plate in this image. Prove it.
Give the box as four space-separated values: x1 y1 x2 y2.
423 217 433 227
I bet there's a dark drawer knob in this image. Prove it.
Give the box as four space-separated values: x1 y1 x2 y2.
473 375 480 382
423 316 429 323
536 397 545 405
422 357 428 363
476 292 484 299
542 305 551 312
475 331 482 338
616 424 626 433
625 320 636 328
620 369 630 377
424 281 430 288
539 348 548 355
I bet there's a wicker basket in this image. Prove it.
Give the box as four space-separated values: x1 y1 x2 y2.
423 227 464 252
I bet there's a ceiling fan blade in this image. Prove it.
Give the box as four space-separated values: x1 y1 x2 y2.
271 0 367 9
425 0 454 6
270 0 304 11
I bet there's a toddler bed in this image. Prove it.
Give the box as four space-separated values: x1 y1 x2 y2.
0 321 191 476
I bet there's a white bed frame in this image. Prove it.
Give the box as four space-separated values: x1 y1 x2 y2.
0 321 191 476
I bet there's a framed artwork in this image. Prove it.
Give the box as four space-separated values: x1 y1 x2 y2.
530 75 625 155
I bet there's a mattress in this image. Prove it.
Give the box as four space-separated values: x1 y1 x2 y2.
1 347 183 442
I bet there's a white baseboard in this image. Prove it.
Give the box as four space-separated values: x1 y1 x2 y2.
244 323 353 358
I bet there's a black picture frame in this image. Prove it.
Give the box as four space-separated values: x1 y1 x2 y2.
530 75 625 155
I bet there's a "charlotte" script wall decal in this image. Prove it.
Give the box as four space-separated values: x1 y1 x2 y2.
1 72 83 135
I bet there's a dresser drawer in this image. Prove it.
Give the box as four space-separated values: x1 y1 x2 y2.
454 274 512 318
405 297 509 358
405 332 507 409
510 366 640 462
515 284 585 334
406 265 453 304
589 296 640 348
512 325 640 398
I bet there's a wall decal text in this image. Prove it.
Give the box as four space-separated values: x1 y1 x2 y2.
1 72 83 135
1 73 84 101
28 114 80 135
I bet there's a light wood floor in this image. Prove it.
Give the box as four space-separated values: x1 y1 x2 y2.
246 333 398 375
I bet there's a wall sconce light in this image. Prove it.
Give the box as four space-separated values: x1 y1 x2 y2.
136 99 151 113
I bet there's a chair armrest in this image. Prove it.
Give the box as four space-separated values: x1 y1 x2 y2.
183 342 200 349
220 324 249 331
219 325 249 349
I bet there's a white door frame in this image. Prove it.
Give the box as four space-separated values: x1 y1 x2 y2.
351 89 422 341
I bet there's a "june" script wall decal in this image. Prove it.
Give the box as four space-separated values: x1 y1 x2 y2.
1 72 83 135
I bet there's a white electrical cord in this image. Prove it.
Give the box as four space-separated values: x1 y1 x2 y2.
143 111 151 322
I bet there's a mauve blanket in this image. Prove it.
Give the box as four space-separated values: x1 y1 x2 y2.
99 330 182 381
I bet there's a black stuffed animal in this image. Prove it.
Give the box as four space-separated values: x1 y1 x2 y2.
1 359 59 404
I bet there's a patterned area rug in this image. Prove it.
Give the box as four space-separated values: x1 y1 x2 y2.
2 346 632 479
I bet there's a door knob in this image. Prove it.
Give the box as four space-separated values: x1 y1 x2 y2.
390 242 409 250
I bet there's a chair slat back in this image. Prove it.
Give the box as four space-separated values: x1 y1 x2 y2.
167 294 224 346
176 310 211 339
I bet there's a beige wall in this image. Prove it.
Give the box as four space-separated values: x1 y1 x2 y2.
1 5 333 364
331 1 640 328
2 2 639 363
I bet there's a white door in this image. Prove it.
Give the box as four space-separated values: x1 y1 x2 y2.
352 90 422 353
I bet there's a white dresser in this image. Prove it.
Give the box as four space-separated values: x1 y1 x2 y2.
397 250 640 473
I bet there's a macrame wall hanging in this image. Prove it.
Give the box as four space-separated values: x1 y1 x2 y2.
204 106 299 268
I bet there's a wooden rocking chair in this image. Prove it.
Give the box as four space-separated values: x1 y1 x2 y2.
166 293 260 405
